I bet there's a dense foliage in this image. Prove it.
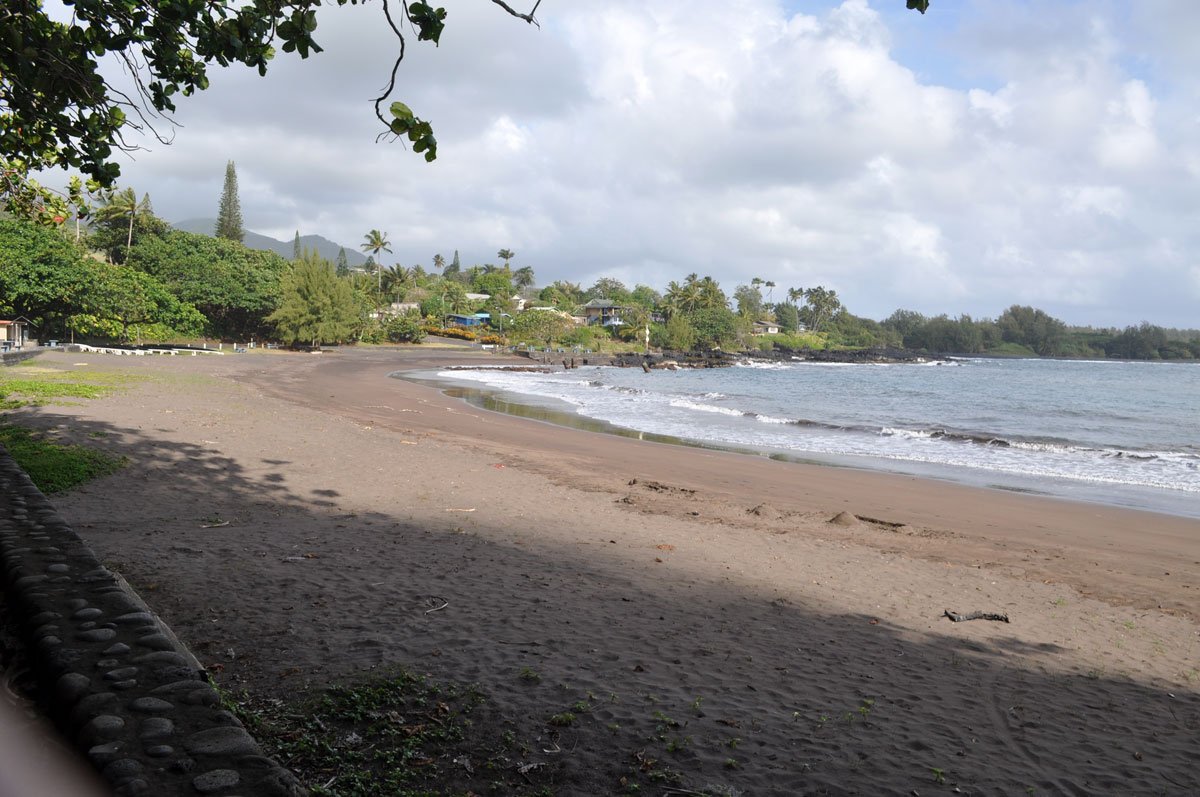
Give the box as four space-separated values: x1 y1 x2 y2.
128 230 286 339
268 251 358 347
3 195 1195 361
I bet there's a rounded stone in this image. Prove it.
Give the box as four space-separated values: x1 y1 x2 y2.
45 563 71 574
136 634 173 651
130 697 174 714
151 679 203 695
96 658 121 669
111 679 139 691
35 623 60 638
30 610 62 625
184 727 258 757
72 691 119 723
103 758 144 780
80 715 125 744
145 745 174 758
113 778 150 796
87 741 124 764
103 643 133 656
14 574 48 588
79 621 98 630
115 611 156 626
183 688 220 707
73 607 104 620
38 635 63 648
56 672 92 704
78 628 118 642
193 769 240 793
105 667 139 681
138 716 175 740
66 598 89 610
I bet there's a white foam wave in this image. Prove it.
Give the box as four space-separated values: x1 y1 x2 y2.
669 398 745 417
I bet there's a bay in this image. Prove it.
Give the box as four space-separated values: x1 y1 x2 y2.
405 357 1200 519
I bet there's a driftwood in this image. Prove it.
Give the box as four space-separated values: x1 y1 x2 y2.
944 609 1010 623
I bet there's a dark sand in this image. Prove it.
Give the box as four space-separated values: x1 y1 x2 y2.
11 346 1197 795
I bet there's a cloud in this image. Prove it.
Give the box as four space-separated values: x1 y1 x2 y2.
63 0 1200 328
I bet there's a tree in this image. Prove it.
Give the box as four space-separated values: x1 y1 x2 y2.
361 229 392 294
336 248 349 277
0 218 96 333
513 265 535 293
996 305 1066 356
381 265 415 302
214 161 245 243
801 286 842 334
93 188 154 255
432 253 446 273
82 262 205 343
585 278 629 302
127 229 287 339
774 301 799 333
734 284 764 318
293 231 302 261
497 248 515 269
268 252 359 347
629 284 662 309
664 274 727 317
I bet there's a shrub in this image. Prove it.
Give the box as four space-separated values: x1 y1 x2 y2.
385 313 426 343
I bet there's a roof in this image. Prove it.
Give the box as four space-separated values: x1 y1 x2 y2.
583 298 625 309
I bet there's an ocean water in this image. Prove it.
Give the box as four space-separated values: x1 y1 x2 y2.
408 357 1200 518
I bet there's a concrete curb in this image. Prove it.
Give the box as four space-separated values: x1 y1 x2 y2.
0 447 307 796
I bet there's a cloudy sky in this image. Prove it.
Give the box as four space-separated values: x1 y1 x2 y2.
86 0 1200 328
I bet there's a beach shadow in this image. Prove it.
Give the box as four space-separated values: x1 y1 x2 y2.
8 407 1198 797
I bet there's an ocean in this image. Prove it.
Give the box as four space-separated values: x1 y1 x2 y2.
405 357 1200 519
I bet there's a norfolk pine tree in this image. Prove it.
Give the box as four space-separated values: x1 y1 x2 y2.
214 161 244 242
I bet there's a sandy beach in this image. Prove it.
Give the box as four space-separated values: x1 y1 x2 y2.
14 345 1199 795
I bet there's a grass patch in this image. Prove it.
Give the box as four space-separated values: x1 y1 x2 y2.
0 424 125 493
0 367 136 408
225 668 558 796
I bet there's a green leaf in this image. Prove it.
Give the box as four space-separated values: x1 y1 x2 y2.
389 102 415 123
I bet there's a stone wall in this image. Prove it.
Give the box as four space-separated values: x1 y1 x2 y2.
0 448 306 796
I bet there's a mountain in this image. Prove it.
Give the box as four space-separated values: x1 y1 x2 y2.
171 218 370 266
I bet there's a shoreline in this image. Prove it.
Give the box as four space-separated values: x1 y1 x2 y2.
402 358 1200 522
12 345 1199 794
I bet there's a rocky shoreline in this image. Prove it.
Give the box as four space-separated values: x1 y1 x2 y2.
557 345 946 369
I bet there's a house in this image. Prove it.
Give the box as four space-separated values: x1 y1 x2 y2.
582 299 627 327
752 320 781 336
370 302 420 322
0 318 32 351
446 313 489 327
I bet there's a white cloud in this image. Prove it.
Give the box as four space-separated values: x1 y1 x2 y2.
51 0 1200 327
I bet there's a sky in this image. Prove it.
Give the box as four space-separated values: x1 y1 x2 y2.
67 0 1200 328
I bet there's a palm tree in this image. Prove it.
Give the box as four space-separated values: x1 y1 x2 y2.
803 286 842 334
361 229 392 294
513 265 535 294
432 253 445 273
95 187 152 252
497 248 515 269
382 265 414 302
